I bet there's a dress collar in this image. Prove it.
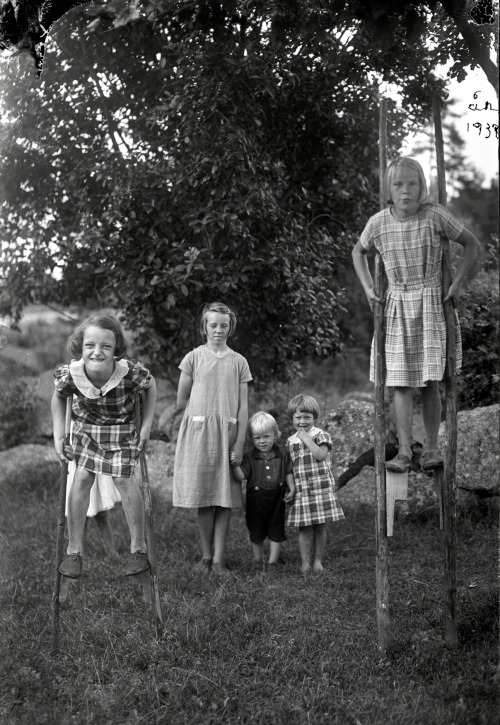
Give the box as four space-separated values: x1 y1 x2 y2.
70 358 129 399
288 426 321 443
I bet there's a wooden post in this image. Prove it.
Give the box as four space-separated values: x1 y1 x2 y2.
51 397 72 653
374 96 390 655
433 93 458 648
135 397 164 638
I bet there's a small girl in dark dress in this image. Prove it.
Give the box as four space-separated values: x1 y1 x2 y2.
231 412 295 572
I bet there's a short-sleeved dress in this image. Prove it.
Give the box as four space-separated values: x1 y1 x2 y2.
286 427 344 527
359 203 463 387
54 358 152 478
173 345 252 509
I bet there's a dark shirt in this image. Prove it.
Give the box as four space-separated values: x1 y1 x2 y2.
241 444 293 491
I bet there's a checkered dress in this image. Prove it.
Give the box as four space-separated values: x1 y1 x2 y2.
360 204 463 387
286 427 344 527
54 359 152 478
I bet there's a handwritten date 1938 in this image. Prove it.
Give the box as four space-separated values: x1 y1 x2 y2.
466 122 499 139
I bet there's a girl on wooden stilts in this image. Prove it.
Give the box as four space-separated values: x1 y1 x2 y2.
352 157 480 473
52 313 157 579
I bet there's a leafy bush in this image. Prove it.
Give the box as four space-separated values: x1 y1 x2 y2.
458 271 499 410
0 380 35 450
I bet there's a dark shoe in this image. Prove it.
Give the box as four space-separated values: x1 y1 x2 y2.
421 450 443 471
385 454 411 473
195 558 212 574
124 550 149 577
59 553 82 579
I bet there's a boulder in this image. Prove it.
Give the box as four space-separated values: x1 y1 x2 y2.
0 444 60 497
321 399 398 480
26 369 56 439
336 465 437 515
438 404 499 495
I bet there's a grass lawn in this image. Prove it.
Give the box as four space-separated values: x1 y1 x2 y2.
0 462 497 725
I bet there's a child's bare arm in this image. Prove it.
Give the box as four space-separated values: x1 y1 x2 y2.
284 472 295 503
138 376 157 450
352 241 383 311
296 429 329 461
51 391 72 462
231 382 248 465
230 459 245 482
164 371 193 438
443 228 481 304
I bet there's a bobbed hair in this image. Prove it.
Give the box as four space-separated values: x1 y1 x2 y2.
67 313 127 360
287 394 320 421
248 411 280 438
385 157 429 205
199 302 237 340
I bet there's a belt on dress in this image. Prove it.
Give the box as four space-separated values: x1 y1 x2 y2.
388 276 441 292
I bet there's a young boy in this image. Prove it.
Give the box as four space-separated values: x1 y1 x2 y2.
231 412 295 572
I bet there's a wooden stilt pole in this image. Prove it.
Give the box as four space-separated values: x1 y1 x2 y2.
433 93 458 648
51 397 72 653
375 96 390 656
135 397 164 639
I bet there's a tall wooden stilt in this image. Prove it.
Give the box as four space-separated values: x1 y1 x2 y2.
433 94 458 648
375 96 390 656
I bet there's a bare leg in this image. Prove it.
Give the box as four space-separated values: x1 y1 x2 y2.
269 540 282 565
113 477 146 552
94 511 118 556
298 526 313 574
392 387 413 459
67 468 95 554
421 381 441 450
252 541 264 562
312 524 327 572
198 507 216 561
212 507 231 566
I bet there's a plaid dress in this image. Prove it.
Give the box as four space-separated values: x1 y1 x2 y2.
173 345 252 509
360 204 463 387
286 427 344 527
54 359 152 478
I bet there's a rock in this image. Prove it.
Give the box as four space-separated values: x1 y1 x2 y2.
336 465 437 515
0 444 60 496
438 404 499 495
26 369 56 439
321 399 398 480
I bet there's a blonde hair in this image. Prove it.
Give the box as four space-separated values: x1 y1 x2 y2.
248 411 280 437
287 394 320 421
385 157 428 205
199 302 237 340
67 313 127 359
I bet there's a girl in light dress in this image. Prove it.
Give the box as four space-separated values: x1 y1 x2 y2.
352 157 480 473
169 302 252 576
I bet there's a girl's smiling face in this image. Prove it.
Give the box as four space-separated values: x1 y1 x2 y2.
292 409 315 433
82 325 116 381
205 312 231 349
391 167 421 218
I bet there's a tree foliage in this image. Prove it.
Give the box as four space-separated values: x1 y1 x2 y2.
0 1 495 382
